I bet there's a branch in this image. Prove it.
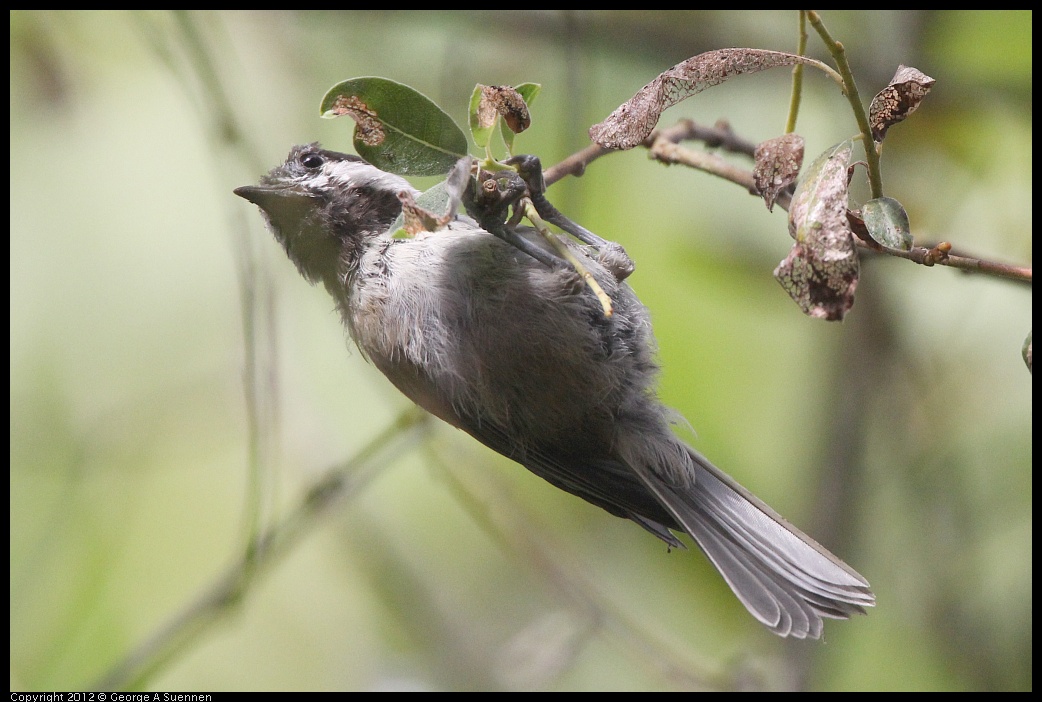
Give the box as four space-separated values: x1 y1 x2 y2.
542 142 613 187
548 120 1031 286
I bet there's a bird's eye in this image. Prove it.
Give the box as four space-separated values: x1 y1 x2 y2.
301 152 325 170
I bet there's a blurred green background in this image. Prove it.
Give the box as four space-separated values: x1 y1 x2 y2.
10 10 1031 691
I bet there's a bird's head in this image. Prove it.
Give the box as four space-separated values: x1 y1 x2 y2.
235 143 416 287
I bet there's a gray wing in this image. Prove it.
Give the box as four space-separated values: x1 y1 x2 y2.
368 350 685 546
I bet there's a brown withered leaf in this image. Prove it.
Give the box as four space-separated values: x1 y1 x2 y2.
754 133 805 211
774 141 858 321
480 85 531 134
590 49 823 150
774 241 858 321
869 65 935 142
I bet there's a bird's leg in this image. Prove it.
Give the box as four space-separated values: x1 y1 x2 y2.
463 168 569 270
506 154 635 281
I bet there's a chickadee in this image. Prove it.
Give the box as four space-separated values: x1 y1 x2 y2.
235 143 874 638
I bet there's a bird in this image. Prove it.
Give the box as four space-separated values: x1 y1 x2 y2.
235 143 875 638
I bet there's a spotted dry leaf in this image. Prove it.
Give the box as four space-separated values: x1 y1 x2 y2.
869 65 935 142
478 85 531 134
754 133 805 211
774 141 859 321
590 49 824 150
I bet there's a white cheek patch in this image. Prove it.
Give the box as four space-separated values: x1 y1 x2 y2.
320 159 418 198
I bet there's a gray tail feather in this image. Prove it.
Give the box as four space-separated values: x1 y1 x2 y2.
628 444 875 639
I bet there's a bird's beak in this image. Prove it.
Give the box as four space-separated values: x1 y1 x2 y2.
234 183 328 247
234 184 326 234
234 184 320 209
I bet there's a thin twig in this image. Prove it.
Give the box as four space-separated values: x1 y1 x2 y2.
784 11 809 135
543 142 613 187
807 10 884 199
522 200 615 316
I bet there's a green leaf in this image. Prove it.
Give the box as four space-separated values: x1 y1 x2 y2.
861 197 913 250
320 77 469 176
468 84 498 150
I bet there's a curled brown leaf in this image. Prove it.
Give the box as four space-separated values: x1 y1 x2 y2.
590 48 825 150
869 65 935 142
479 84 531 134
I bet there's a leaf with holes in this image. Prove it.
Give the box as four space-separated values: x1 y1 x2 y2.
321 77 469 176
469 83 540 153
